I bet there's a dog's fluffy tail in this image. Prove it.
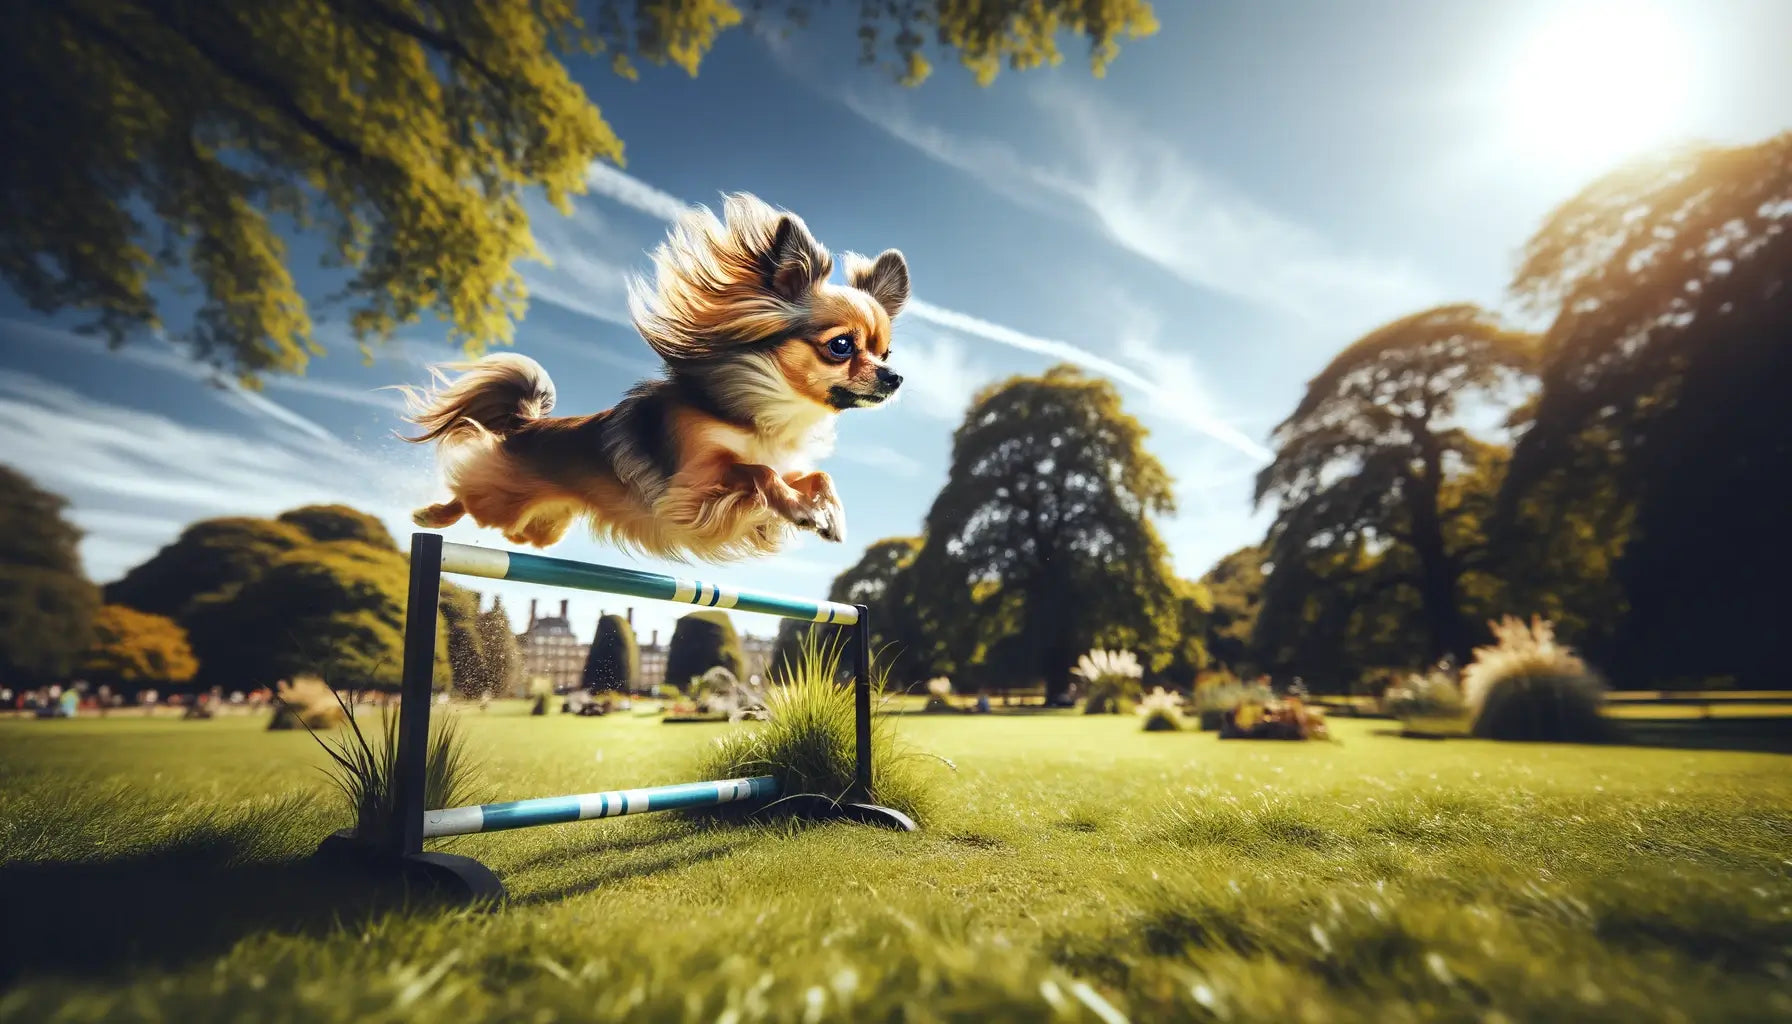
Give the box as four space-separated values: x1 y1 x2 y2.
396 353 556 446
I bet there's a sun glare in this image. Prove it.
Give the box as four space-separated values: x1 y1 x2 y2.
1502 2 1692 172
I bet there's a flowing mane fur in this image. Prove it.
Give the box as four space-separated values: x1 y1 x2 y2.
627 194 836 362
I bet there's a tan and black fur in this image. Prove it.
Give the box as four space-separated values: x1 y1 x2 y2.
398 193 909 562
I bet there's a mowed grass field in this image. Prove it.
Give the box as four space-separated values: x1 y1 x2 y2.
3 708 1791 1023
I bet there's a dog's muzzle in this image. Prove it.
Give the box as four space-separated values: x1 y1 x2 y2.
830 368 904 409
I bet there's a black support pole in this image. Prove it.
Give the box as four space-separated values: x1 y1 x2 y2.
852 604 872 801
391 532 444 858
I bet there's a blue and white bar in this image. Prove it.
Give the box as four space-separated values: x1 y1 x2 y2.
438 541 860 625
421 775 780 838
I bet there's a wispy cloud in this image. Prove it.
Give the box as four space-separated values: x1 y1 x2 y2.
838 82 1437 336
545 162 1270 459
0 369 432 581
583 162 693 222
518 194 638 327
2 318 401 428
907 299 1271 461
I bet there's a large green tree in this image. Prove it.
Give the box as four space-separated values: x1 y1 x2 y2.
106 503 453 691
0 466 101 684
1254 305 1534 667
908 365 1179 701
183 538 451 690
104 516 312 621
4 0 1156 384
1500 133 1792 688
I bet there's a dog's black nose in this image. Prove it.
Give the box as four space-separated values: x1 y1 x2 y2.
876 366 903 390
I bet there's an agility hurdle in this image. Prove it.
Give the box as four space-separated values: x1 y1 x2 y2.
317 532 910 901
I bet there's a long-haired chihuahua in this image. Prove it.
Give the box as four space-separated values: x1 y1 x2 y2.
397 192 908 562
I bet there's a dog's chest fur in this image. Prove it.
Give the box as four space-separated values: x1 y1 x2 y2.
729 396 836 473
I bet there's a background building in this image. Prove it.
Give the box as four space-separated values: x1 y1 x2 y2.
519 598 582 693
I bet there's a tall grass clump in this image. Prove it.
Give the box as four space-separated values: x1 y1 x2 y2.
282 679 487 848
1075 648 1143 714
1136 687 1184 731
1463 615 1611 743
689 630 950 826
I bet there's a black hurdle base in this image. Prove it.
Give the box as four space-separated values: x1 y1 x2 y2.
313 831 508 906
774 795 919 832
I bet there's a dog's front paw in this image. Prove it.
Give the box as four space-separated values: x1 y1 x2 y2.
811 497 846 543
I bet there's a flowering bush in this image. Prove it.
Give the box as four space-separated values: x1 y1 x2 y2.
1074 649 1143 714
1136 687 1185 732
1463 615 1610 743
1220 696 1329 741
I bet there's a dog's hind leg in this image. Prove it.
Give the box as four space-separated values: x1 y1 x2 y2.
413 499 466 529
517 502 578 548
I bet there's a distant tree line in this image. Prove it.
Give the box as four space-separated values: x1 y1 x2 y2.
0 477 525 697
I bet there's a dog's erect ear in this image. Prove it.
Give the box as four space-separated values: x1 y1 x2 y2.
847 249 910 317
767 215 834 301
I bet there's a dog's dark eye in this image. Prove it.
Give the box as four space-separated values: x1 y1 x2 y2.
824 335 855 361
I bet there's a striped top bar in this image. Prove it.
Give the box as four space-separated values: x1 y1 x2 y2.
437 540 860 625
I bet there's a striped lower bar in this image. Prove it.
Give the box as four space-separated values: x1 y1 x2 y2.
438 542 860 625
423 775 780 839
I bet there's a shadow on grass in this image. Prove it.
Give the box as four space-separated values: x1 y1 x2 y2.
0 840 427 987
507 835 745 906
1376 719 1792 754
1616 717 1792 755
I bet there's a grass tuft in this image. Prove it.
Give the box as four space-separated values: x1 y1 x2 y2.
1465 615 1611 743
280 679 487 847
688 630 950 826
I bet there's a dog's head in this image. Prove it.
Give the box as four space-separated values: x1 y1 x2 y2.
767 242 908 412
628 194 909 413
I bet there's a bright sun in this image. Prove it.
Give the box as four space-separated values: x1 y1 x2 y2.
1503 2 1693 171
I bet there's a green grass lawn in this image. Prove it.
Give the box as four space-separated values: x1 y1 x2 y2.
4 709 1791 1022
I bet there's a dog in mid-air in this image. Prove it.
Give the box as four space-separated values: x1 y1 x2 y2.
397 192 909 562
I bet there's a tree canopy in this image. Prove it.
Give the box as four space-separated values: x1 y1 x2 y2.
276 504 397 549
1501 132 1792 688
0 465 101 685
1254 304 1534 666
183 538 451 690
907 365 1180 700
80 604 198 688
105 516 312 621
4 0 1156 384
104 504 452 691
1198 545 1265 674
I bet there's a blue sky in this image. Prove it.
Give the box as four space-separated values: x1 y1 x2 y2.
5 0 1790 646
